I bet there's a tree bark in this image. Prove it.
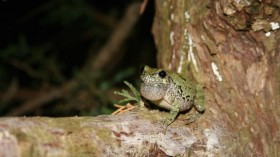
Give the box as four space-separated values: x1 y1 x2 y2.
0 110 208 157
152 0 280 156
1 0 280 156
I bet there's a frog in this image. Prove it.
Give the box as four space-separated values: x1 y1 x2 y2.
140 65 205 126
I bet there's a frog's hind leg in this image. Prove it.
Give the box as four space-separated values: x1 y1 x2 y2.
194 84 205 112
183 85 205 124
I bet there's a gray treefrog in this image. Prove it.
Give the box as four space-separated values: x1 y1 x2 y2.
140 65 205 126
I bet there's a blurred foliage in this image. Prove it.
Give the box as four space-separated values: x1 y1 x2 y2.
114 81 142 105
0 0 156 116
0 35 64 86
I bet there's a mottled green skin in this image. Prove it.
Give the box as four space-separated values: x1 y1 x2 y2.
140 66 205 126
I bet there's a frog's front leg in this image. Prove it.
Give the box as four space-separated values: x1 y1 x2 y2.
161 100 180 126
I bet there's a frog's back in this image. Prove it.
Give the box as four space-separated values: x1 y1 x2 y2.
169 72 196 91
167 72 196 109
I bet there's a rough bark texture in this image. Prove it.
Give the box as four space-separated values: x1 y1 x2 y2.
152 0 280 156
1 0 280 156
0 110 211 157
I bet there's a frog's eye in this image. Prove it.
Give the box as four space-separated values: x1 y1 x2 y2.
158 70 166 78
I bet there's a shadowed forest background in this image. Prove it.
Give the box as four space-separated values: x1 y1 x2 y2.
0 0 155 116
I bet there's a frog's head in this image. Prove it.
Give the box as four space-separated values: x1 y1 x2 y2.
140 66 170 101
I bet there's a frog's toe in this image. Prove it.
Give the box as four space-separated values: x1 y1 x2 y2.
184 111 202 124
158 118 172 126
158 119 166 125
195 104 205 113
139 105 148 111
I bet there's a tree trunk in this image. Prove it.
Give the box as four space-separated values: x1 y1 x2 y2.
152 0 280 156
1 0 280 156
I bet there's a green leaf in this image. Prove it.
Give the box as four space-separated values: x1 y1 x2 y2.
114 81 143 105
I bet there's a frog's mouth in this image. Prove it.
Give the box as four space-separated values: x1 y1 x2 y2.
140 75 146 83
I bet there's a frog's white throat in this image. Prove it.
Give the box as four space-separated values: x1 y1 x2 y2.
140 83 167 101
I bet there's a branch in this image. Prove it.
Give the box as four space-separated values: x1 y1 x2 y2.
5 81 77 116
0 111 216 156
89 2 141 71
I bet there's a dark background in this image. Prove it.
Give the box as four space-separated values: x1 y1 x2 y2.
0 0 156 116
